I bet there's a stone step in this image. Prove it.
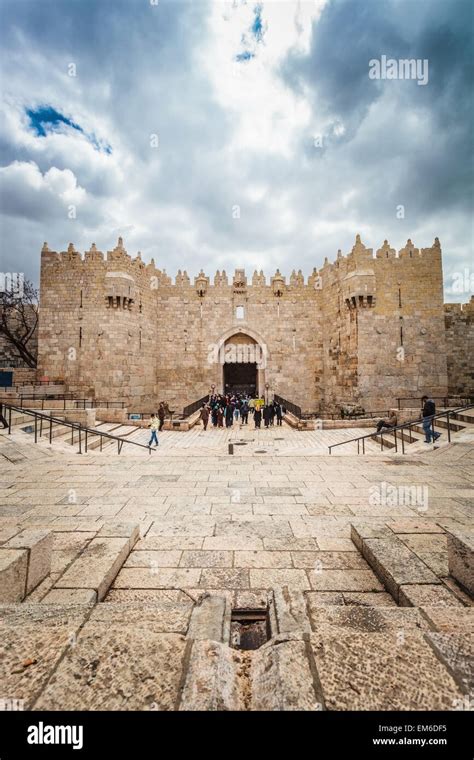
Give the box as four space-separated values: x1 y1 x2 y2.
351 524 440 603
309 629 463 710
447 529 473 596
49 523 139 602
3 529 53 596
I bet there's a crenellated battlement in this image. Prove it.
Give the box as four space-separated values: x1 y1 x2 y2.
41 234 443 292
36 231 466 414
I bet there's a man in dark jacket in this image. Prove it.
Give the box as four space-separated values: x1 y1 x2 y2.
158 402 166 431
421 396 441 444
274 402 283 426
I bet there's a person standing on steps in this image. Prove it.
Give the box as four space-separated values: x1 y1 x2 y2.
148 413 160 447
200 404 209 431
421 395 441 444
158 402 166 432
274 401 283 426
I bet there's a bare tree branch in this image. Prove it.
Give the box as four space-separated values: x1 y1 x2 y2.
0 279 39 368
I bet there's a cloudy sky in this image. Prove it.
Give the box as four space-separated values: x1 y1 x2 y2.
0 0 472 301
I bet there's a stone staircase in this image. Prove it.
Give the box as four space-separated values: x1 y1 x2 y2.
1 408 147 455
372 408 474 453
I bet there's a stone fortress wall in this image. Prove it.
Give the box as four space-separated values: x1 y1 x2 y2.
36 236 472 413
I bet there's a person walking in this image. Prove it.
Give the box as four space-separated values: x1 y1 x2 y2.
234 398 241 423
263 404 271 428
0 403 8 430
254 406 262 429
217 406 224 428
421 396 441 444
269 403 275 426
200 404 209 431
275 402 283 426
241 399 249 425
225 402 234 428
148 413 160 447
158 402 166 432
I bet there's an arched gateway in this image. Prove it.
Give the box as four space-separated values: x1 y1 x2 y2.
213 327 268 397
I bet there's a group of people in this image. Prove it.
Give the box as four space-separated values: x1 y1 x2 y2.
199 394 284 430
148 393 443 447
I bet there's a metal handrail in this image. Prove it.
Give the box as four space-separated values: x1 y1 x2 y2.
2 403 153 455
0 395 126 410
183 395 210 418
396 395 474 410
328 404 474 455
274 394 302 419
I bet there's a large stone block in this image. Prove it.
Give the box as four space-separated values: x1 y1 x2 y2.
425 632 473 696
447 530 473 595
179 640 246 711
310 631 463 710
0 548 28 602
34 628 187 710
54 536 131 601
399 584 464 608
187 594 229 642
250 637 321 711
6 529 53 594
0 604 92 708
360 534 440 603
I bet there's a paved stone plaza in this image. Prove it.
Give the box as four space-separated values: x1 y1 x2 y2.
0 423 472 711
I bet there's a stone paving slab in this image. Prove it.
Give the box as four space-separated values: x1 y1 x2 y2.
0 604 91 708
310 632 463 710
54 536 133 601
342 592 397 607
250 569 311 590
250 637 320 710
399 584 464 607
34 628 187 710
199 568 250 589
124 550 183 568
360 535 440 602
425 632 473 695
307 604 430 635
89 601 193 634
420 606 474 633
113 567 202 589
179 640 246 711
308 569 384 592
180 550 233 568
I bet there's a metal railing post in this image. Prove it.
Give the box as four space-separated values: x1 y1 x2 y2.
49 417 52 444
34 415 38 443
85 430 88 453
78 427 82 454
394 429 397 453
447 411 451 443
8 406 11 435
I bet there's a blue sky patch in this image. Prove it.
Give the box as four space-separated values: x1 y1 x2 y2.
26 106 111 154
235 50 255 62
251 4 264 43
